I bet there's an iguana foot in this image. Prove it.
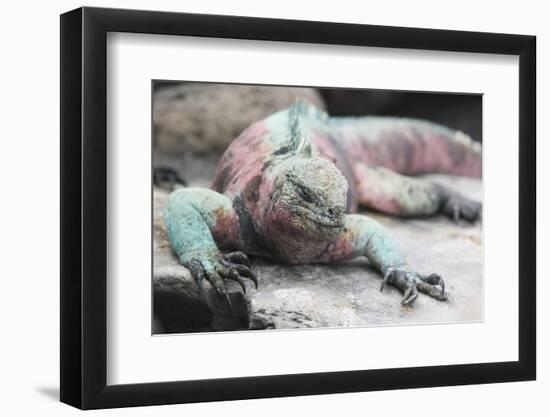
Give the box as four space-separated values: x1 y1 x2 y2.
186 251 257 309
380 269 447 306
153 166 187 191
438 187 482 223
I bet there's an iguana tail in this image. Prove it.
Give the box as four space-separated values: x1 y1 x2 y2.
326 116 482 178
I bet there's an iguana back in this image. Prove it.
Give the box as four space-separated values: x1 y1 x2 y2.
212 101 481 214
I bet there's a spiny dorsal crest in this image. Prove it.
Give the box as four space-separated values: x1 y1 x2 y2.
454 130 482 154
288 99 327 158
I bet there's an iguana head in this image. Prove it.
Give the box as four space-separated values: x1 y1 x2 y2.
263 100 348 241
267 156 348 240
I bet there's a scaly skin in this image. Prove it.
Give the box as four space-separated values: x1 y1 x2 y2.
165 101 481 306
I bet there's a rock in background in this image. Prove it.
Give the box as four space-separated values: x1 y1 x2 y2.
153 83 325 154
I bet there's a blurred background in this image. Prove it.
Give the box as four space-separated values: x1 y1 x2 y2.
152 81 481 185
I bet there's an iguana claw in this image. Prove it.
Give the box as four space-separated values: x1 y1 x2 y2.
439 188 482 223
185 251 257 311
188 260 206 296
401 285 418 305
223 268 248 294
421 273 445 295
380 269 447 305
230 264 258 289
380 273 390 292
224 251 251 267
224 294 233 313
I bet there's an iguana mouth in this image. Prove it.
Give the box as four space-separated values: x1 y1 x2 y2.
306 215 344 229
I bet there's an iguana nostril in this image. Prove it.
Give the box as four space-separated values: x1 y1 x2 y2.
327 208 335 217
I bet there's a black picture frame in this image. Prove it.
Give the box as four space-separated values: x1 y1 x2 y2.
60 6 536 410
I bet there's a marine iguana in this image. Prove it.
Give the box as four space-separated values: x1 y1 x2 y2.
164 101 482 306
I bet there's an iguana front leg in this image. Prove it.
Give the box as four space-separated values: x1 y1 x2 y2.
317 214 446 305
164 188 257 307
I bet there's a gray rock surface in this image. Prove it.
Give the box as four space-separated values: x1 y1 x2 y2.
153 160 483 333
153 83 325 154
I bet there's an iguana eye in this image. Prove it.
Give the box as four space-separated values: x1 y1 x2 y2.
297 185 313 203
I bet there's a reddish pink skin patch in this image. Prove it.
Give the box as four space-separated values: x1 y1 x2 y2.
314 232 357 263
211 207 240 249
342 127 482 178
352 163 402 215
212 122 273 199
263 204 358 264
264 205 320 263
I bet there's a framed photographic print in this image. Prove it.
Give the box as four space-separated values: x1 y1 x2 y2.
60 6 536 409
